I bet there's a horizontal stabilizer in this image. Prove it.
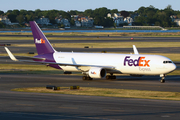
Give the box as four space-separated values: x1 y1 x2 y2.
4 47 18 61
4 47 46 61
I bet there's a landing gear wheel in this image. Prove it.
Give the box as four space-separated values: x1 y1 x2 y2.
82 76 86 80
161 79 165 83
82 76 93 80
106 75 116 80
160 74 166 83
106 75 110 79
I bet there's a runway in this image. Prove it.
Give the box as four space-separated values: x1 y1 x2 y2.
0 74 180 119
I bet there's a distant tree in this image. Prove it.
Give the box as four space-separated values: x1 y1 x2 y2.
0 21 5 28
34 9 42 18
48 14 56 24
0 10 4 15
16 15 24 24
137 6 146 15
20 9 27 15
177 13 180 19
93 7 110 18
6 10 12 14
62 12 71 20
110 9 118 14
104 17 114 27
7 13 17 22
84 9 93 17
94 16 103 25
70 19 75 26
12 9 20 16
165 5 172 11
68 10 77 15
60 24 65 28
25 14 34 22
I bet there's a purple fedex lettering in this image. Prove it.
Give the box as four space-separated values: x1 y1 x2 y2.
124 56 150 67
124 56 140 66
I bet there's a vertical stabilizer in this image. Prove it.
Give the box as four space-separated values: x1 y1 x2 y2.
29 21 56 55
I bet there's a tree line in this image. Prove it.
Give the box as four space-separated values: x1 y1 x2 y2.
0 5 179 28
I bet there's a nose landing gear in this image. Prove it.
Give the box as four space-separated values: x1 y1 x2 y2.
160 74 165 83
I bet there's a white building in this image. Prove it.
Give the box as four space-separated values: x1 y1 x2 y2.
81 17 94 27
55 16 70 27
36 16 50 25
0 16 12 25
107 13 112 18
174 19 180 26
114 13 121 18
115 16 124 26
124 17 133 26
107 13 125 26
75 21 81 27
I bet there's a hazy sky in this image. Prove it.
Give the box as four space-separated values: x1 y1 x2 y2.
1 0 180 12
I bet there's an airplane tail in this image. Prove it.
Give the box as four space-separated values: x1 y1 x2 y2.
29 21 56 55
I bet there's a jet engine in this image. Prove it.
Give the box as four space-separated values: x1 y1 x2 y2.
88 67 106 78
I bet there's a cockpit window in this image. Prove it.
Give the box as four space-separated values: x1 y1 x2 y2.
163 61 172 64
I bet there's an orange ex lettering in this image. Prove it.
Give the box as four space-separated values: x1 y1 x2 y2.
41 39 45 44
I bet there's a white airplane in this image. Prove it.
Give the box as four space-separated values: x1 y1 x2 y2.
5 21 176 83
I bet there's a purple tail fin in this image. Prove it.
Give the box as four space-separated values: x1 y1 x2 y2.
29 21 56 55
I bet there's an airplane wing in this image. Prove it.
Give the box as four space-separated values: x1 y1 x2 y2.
5 47 115 70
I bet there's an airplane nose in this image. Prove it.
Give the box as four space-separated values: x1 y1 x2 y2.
171 63 176 71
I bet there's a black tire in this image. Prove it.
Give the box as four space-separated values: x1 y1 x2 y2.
112 76 116 79
87 77 93 80
82 76 86 80
106 75 110 79
161 79 165 83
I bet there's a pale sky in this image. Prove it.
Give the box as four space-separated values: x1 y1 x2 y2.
1 0 180 12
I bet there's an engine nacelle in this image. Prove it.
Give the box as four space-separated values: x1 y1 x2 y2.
88 67 106 78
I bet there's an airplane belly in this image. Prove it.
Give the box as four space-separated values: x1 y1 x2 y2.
60 66 80 72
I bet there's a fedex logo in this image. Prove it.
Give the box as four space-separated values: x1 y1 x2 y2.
124 56 150 67
35 38 45 44
91 72 96 74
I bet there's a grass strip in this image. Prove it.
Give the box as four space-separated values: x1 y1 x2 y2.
0 37 131 41
1 32 180 37
14 42 180 48
12 87 180 101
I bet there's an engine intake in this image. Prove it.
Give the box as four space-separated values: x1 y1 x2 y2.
88 67 106 78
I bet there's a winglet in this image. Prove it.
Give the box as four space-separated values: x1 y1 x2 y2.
133 45 139 54
4 47 18 61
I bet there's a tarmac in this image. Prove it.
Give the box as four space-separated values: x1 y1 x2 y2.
0 74 180 119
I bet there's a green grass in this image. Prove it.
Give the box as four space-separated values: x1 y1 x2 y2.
14 42 180 48
0 36 132 41
0 64 58 71
11 87 180 101
1 32 180 37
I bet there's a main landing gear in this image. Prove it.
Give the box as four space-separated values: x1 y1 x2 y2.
160 74 165 83
106 73 116 80
82 76 93 80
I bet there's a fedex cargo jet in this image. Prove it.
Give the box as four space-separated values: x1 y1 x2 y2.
5 21 176 83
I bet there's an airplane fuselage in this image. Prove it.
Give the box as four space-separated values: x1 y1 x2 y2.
39 52 176 75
